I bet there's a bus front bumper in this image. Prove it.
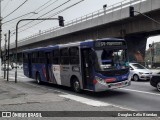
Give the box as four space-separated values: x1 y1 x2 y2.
94 79 131 92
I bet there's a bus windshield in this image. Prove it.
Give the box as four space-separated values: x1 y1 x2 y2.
94 49 128 71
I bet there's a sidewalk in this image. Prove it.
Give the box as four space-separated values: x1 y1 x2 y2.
0 78 159 120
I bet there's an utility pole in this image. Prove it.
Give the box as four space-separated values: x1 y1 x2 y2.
7 30 10 81
0 0 2 77
4 34 7 79
149 43 155 68
151 42 154 68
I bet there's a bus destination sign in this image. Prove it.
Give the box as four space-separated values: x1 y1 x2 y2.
95 41 125 48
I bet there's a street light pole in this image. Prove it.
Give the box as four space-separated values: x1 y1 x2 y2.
7 30 10 81
2 12 38 24
4 34 7 79
15 17 64 83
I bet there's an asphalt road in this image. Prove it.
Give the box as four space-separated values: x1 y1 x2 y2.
2 69 160 111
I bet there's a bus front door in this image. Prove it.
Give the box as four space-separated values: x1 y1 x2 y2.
81 49 93 89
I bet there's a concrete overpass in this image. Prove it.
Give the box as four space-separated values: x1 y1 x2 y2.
10 0 160 62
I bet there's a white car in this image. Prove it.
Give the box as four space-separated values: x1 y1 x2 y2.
11 63 16 69
1 64 12 70
129 63 152 81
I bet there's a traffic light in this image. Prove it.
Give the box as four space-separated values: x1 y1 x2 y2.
58 16 64 27
129 6 134 17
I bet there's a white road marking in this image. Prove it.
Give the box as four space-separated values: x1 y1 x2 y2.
59 94 110 107
6 70 158 110
5 74 135 111
121 88 160 96
59 94 135 110
9 76 27 79
111 104 135 111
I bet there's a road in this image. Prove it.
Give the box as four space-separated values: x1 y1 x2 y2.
2 68 160 112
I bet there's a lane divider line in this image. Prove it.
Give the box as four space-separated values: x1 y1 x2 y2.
7 78 136 111
120 88 160 96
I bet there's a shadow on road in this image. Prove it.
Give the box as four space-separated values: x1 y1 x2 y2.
27 80 129 99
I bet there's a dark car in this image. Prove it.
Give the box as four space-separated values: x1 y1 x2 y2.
150 75 160 92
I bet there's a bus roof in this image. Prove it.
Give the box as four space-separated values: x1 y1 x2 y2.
23 38 125 53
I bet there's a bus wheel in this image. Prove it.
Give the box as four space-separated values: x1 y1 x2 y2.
36 73 42 84
72 78 81 93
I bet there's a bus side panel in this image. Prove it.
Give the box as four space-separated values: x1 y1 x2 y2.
39 64 47 82
60 65 70 87
31 63 47 82
51 65 61 84
31 63 38 79
60 65 82 87
34 64 56 83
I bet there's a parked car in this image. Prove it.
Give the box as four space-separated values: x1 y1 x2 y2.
11 62 16 69
150 70 160 91
129 63 152 81
1 64 12 70
19 64 23 69
150 73 160 92
11 63 23 69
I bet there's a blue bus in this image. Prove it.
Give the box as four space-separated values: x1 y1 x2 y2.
23 38 130 92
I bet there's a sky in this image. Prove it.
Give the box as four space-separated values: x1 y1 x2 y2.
1 0 160 49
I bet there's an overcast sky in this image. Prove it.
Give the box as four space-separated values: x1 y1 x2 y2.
1 0 160 49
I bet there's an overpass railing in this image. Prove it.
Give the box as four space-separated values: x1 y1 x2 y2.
11 0 146 47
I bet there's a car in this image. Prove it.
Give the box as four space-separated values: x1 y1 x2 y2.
129 63 152 81
11 63 23 69
19 64 23 69
150 73 160 92
1 64 12 70
11 62 16 69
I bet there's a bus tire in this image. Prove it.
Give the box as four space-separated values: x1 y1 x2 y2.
72 78 81 93
36 73 42 84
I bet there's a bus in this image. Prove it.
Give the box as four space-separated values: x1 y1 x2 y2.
23 38 131 92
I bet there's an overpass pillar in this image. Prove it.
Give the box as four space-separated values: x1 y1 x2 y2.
125 35 147 63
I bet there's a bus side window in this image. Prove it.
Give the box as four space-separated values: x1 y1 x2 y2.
53 49 60 64
46 52 52 64
31 52 39 63
39 52 46 63
69 47 79 65
60 48 69 65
